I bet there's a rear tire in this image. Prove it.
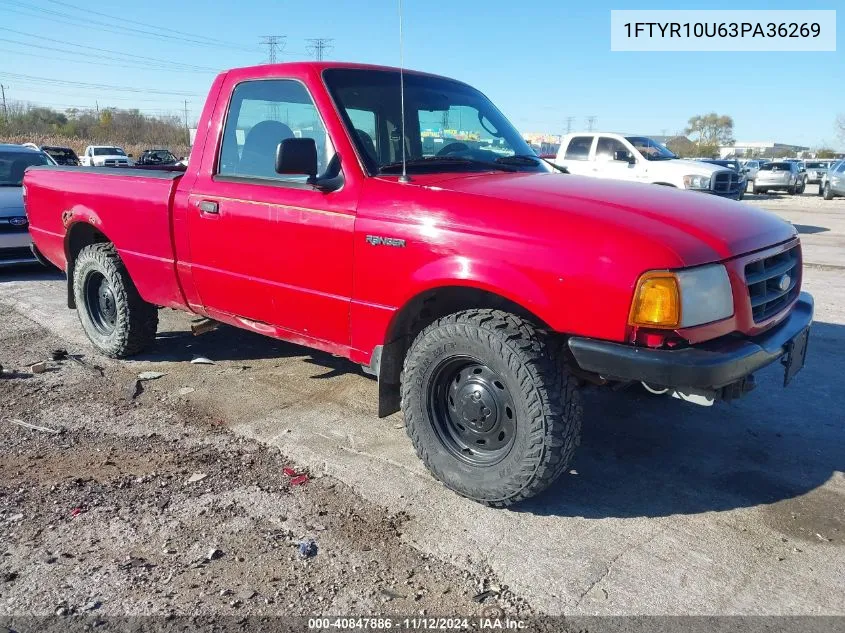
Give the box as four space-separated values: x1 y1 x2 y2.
787 186 796 195
72 243 158 358
753 187 763 195
401 309 582 507
823 182 834 200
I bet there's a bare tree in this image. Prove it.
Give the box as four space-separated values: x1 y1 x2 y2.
685 113 735 155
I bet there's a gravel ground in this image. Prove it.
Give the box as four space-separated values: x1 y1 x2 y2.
0 303 530 622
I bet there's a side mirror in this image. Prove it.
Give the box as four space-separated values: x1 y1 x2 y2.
275 138 317 177
614 150 635 164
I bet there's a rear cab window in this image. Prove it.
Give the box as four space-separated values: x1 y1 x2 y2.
564 136 594 161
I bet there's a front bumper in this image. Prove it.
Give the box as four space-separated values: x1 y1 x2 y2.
701 186 744 200
0 231 37 267
568 293 813 391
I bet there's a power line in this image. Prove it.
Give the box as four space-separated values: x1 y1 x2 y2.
43 0 254 52
0 71 197 97
1 84 7 122
585 115 597 132
0 27 219 72
260 35 286 63
0 1 260 54
564 116 574 134
306 38 334 61
0 45 217 75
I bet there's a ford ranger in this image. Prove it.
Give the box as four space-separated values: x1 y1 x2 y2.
23 62 813 507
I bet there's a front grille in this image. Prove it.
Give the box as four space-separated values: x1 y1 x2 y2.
712 170 740 193
0 218 29 234
0 246 34 262
745 245 800 322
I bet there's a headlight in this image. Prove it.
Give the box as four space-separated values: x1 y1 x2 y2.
682 175 711 190
629 265 733 329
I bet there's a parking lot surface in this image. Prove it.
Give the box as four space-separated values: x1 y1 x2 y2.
1 187 843 616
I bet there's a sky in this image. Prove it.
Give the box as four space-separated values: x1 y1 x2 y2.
1 0 842 149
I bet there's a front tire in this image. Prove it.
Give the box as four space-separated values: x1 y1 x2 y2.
823 182 834 200
73 243 158 358
401 309 582 507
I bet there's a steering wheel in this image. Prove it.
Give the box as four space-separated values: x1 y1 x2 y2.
436 142 470 157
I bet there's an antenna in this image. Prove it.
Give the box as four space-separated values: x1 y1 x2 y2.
397 0 410 183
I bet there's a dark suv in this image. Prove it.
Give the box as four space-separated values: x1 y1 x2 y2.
40 146 80 166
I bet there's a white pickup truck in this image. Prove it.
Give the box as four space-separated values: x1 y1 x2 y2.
80 145 131 168
555 133 744 200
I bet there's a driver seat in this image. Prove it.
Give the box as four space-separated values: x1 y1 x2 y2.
238 120 294 178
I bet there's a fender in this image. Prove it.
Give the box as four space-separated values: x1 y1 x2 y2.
406 255 555 324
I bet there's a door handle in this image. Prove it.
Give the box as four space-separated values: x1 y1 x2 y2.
199 200 219 215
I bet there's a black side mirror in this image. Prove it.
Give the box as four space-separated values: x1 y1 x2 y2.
275 138 317 177
614 150 634 164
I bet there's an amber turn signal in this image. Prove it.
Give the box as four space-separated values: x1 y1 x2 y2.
629 272 681 328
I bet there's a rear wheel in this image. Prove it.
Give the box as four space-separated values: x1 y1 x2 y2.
823 182 834 200
73 243 158 358
787 186 796 195
401 309 582 507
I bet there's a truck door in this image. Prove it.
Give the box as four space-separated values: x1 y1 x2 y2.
594 136 638 182
185 78 358 346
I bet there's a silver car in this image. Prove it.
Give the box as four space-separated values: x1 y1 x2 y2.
0 144 52 267
742 159 767 182
804 160 834 185
752 161 803 195
821 160 845 200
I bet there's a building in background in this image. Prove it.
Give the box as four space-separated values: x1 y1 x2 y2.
720 141 809 159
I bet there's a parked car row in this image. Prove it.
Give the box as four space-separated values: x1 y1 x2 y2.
819 159 845 200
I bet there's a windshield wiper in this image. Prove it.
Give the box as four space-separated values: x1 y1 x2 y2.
378 156 517 174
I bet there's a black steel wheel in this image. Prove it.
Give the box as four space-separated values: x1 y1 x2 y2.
73 243 158 357
83 271 118 336
428 357 517 466
401 309 582 507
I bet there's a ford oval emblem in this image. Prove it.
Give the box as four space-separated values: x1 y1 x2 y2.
777 274 791 292
9 216 28 227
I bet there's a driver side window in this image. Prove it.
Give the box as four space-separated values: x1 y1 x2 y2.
595 137 628 161
218 79 335 183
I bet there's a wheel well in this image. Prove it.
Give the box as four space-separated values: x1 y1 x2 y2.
65 223 110 309
374 286 550 417
653 182 677 187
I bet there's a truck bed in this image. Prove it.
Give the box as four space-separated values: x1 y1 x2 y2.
25 166 188 309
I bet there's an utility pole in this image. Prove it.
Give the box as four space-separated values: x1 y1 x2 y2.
306 38 334 61
260 35 286 63
564 116 574 134
585 115 597 132
183 100 190 145
0 84 7 123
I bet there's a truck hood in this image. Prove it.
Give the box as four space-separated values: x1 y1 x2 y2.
0 186 25 216
642 158 728 177
419 172 795 265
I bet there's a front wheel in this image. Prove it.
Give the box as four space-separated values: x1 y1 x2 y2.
73 243 158 358
401 309 582 507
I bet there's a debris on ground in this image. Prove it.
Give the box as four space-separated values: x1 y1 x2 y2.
207 548 225 561
69 507 86 519
190 356 215 365
29 361 47 375
0 302 531 619
50 349 68 361
125 379 143 400
138 371 166 381
283 467 309 487
8 419 60 435
68 355 104 377
178 387 195 396
186 473 207 484
298 539 318 559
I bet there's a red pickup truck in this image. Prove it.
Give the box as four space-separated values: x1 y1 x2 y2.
24 62 813 507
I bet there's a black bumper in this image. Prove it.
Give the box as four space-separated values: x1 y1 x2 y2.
568 293 813 390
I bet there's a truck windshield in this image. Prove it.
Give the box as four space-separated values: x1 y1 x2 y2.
323 69 549 175
0 150 51 186
625 137 677 161
93 147 125 156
